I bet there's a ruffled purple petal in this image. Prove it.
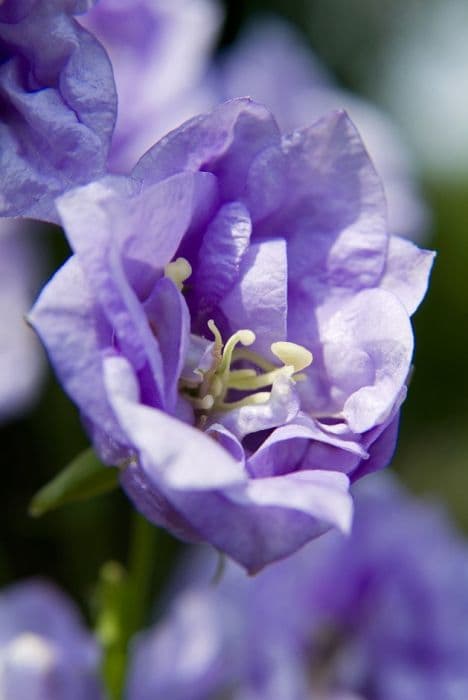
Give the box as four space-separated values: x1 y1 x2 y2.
380 236 435 315
322 288 413 433
104 355 246 490
28 256 127 458
162 470 352 573
193 200 251 314
132 98 282 203
143 277 190 413
0 1 116 220
220 238 287 357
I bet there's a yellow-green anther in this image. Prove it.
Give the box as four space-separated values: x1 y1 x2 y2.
180 323 312 418
164 257 192 290
270 341 313 373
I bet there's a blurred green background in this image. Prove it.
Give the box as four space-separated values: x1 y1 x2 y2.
1 0 467 616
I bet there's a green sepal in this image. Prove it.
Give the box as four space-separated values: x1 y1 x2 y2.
29 448 119 517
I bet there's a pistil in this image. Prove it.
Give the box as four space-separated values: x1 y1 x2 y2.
180 320 313 420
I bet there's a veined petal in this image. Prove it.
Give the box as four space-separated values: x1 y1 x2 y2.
28 257 127 452
379 236 435 315
160 469 352 573
220 238 288 358
323 288 413 433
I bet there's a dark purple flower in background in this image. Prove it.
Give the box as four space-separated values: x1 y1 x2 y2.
79 0 221 172
0 579 103 699
0 0 116 221
127 475 468 700
30 98 433 572
0 218 44 422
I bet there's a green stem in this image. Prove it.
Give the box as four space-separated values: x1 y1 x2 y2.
124 513 158 644
97 513 158 699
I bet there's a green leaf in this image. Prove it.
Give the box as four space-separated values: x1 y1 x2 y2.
29 448 119 517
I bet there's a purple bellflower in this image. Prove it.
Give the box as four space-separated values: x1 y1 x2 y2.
214 18 429 241
127 475 468 700
0 218 44 422
30 98 434 572
0 0 116 221
0 579 103 699
79 0 221 172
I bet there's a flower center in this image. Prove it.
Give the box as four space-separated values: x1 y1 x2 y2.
180 320 313 423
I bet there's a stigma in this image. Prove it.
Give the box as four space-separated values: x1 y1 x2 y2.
180 320 312 419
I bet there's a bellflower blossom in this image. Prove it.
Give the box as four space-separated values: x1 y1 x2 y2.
128 476 468 700
0 219 44 422
0 579 103 699
79 0 221 171
30 98 434 572
0 0 117 221
214 18 429 241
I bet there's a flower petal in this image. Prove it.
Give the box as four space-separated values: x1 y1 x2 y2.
220 238 288 358
162 469 353 573
380 236 435 315
323 288 413 433
104 355 245 491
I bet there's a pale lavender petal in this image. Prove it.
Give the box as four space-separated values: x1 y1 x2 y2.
193 201 252 313
132 98 281 203
144 277 190 413
163 470 352 573
380 236 435 315
80 0 221 171
220 239 287 357
104 355 246 490
0 1 116 220
322 288 413 432
28 256 127 455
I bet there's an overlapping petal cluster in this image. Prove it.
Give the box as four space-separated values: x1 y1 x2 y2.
0 0 116 221
214 18 429 241
0 579 102 699
79 0 221 171
128 476 468 699
31 98 433 571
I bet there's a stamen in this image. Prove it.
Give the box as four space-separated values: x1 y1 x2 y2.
231 347 277 372
216 391 271 411
164 257 192 290
185 393 215 411
271 341 313 373
227 366 294 391
207 319 223 363
179 323 313 420
218 329 256 376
